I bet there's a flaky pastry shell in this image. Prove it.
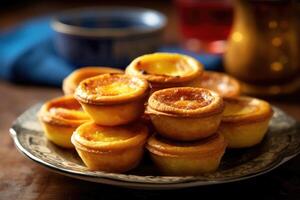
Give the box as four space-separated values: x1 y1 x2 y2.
219 96 273 148
63 66 123 95
38 96 90 148
125 53 203 90
72 122 148 172
147 133 227 175
188 71 241 97
146 87 224 141
75 73 149 126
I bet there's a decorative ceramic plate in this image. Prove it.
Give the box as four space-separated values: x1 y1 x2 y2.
10 104 300 190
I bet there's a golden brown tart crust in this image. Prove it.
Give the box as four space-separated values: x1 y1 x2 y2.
75 73 149 105
38 96 89 127
147 87 224 117
190 71 241 97
125 53 203 85
222 96 273 124
147 133 227 157
63 67 123 95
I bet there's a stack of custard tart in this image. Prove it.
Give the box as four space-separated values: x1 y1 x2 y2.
38 52 273 175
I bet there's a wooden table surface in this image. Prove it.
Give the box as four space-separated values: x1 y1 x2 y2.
1 1 300 199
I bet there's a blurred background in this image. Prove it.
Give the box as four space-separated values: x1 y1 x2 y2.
1 0 300 97
1 1 300 199
0 0 232 87
0 0 232 50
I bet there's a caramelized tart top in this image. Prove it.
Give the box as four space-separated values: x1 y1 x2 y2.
147 133 227 157
75 73 149 105
38 96 90 127
72 122 148 152
125 53 203 85
222 96 273 123
63 66 124 95
146 87 224 117
189 71 241 97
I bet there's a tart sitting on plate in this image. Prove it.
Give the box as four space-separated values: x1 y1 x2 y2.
63 66 124 95
147 133 227 175
38 96 90 148
72 122 148 172
75 73 149 126
188 71 241 97
146 87 224 141
219 96 273 148
125 53 203 91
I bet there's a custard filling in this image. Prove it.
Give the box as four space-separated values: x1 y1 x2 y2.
83 76 141 96
223 101 258 117
126 53 203 84
200 73 236 94
137 56 193 77
155 89 214 110
73 122 148 150
72 71 108 86
49 107 89 121
80 125 137 143
75 74 148 104
147 87 223 117
71 68 123 85
222 97 273 123
39 96 90 126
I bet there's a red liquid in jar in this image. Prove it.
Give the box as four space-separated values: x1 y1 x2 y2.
175 0 233 53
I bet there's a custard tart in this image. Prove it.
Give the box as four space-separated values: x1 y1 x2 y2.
38 96 90 148
63 66 123 95
146 87 224 141
125 53 203 91
219 96 273 148
147 133 227 175
75 73 149 126
72 122 148 172
188 71 241 97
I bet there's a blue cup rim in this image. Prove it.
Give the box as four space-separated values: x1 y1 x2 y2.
51 6 167 38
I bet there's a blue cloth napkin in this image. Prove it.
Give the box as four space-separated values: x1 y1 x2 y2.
0 17 222 87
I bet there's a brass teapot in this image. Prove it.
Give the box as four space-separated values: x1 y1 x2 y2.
224 0 300 95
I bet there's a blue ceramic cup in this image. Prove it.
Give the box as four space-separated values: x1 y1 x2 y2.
51 7 166 68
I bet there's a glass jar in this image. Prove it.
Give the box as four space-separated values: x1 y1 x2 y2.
224 0 300 95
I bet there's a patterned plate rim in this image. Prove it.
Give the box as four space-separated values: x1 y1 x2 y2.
9 104 300 188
